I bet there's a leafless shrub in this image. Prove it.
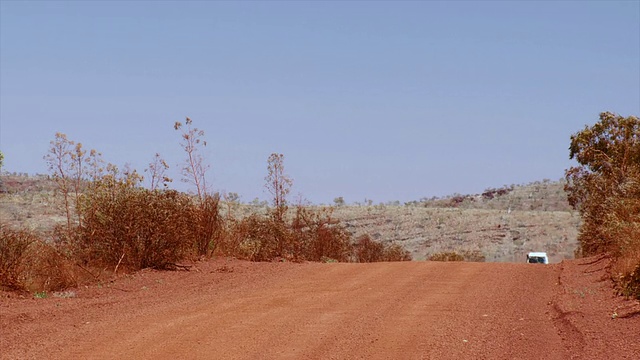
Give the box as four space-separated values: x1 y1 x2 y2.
145 153 172 191
175 117 209 201
265 153 292 223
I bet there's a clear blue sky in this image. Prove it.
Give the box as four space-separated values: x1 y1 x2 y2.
1 1 639 204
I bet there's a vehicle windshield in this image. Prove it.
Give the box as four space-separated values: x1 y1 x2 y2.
527 257 544 263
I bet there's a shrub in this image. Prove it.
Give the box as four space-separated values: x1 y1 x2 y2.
227 214 288 262
614 261 640 300
0 225 35 290
25 241 77 292
224 207 411 263
291 206 352 262
0 225 77 292
193 194 224 257
565 112 639 297
460 250 486 262
354 234 385 262
383 243 412 262
428 250 485 262
428 252 465 262
75 177 199 270
610 223 640 299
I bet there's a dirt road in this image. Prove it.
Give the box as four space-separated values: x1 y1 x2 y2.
2 259 639 359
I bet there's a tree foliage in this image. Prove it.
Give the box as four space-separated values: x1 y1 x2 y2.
565 112 640 255
565 112 639 298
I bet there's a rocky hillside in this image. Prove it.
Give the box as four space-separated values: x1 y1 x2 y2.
329 180 580 263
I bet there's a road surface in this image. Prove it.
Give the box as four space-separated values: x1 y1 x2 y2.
1 259 639 359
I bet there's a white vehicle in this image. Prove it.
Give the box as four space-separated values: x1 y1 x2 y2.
526 252 549 264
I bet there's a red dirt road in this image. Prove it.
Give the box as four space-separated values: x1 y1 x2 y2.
2 258 639 359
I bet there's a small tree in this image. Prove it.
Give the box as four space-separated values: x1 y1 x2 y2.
174 117 209 201
333 197 345 206
145 153 172 191
265 153 293 222
565 112 640 256
224 192 240 204
44 133 74 230
565 112 639 298
174 118 222 256
223 192 240 220
44 133 104 232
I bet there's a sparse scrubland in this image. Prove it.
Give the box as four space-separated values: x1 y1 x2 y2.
0 119 409 293
1 112 638 300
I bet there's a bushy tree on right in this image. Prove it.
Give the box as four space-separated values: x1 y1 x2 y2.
565 112 640 298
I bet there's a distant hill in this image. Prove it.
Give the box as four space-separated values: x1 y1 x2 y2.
329 180 579 263
407 179 572 212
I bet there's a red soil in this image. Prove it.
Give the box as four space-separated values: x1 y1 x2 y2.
1 257 639 359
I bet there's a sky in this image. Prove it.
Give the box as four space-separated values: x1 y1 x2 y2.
1 1 639 205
